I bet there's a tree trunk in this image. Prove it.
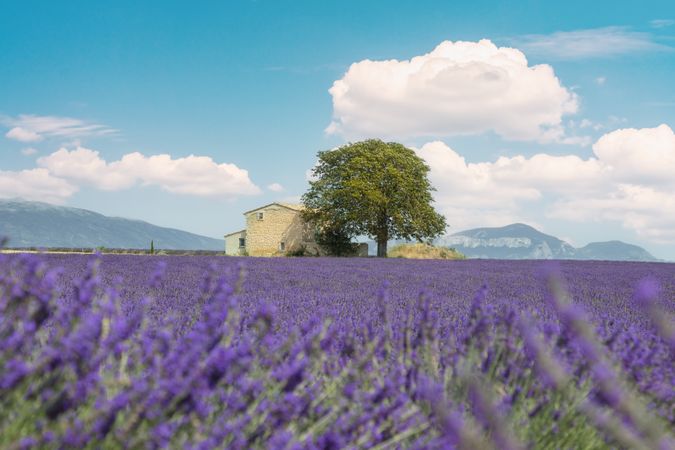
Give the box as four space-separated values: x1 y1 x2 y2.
377 212 389 257
377 239 387 257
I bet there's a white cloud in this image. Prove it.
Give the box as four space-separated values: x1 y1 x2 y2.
37 146 261 197
592 123 675 186
0 168 77 204
416 141 605 231
572 118 609 132
650 19 675 29
548 124 675 242
595 76 607 85
267 182 284 192
6 127 43 142
327 39 579 143
418 141 540 207
549 184 675 242
21 147 38 156
37 147 136 190
609 115 628 125
415 124 675 242
2 114 116 142
510 27 671 60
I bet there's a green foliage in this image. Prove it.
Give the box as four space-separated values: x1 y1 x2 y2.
150 240 155 255
302 139 447 257
313 226 359 257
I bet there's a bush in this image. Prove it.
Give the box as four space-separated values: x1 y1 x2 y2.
314 226 359 257
389 242 465 260
285 245 310 257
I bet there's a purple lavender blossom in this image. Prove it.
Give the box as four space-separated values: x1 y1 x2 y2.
1 253 673 448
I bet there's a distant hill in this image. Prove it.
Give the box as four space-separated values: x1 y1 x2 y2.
437 223 577 259
0 199 224 251
575 241 658 262
436 223 658 261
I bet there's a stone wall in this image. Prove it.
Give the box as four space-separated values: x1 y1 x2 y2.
355 243 369 257
278 212 323 256
246 205 320 256
224 230 246 256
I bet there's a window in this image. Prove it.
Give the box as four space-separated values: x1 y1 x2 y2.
256 212 264 220
279 242 285 251
238 238 245 248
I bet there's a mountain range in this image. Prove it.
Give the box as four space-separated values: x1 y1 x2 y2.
0 199 660 260
0 199 224 250
437 223 658 261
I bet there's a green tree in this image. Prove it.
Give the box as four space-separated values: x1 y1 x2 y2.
302 139 447 257
313 224 359 257
150 240 155 255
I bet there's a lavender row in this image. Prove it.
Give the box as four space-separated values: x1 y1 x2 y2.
1 253 673 448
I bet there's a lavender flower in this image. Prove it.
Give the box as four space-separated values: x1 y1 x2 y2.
0 253 673 448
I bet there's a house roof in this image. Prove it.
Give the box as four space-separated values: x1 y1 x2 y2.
242 202 304 215
224 229 246 238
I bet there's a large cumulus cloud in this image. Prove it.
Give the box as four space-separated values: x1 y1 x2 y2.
416 124 675 242
327 39 579 142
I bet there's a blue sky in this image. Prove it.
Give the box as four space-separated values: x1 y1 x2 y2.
2 0 675 259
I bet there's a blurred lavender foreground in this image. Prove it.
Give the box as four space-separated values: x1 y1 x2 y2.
1 254 674 449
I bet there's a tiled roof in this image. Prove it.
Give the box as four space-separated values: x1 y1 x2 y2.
277 203 304 211
243 202 304 215
224 229 246 237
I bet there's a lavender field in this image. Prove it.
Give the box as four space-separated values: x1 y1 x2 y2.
2 253 674 449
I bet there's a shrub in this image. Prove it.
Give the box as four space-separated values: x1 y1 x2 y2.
314 226 359 256
389 242 466 260
285 245 310 257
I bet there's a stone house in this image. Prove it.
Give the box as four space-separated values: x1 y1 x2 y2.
224 203 321 256
224 202 368 257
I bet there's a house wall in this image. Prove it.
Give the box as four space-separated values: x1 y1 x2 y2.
245 205 321 256
281 213 322 256
355 243 369 257
224 230 246 256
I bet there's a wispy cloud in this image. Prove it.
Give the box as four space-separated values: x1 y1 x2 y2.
650 19 675 29
509 26 671 60
1 114 117 143
6 127 42 142
267 183 284 192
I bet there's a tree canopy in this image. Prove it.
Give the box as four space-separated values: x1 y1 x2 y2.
302 139 447 257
